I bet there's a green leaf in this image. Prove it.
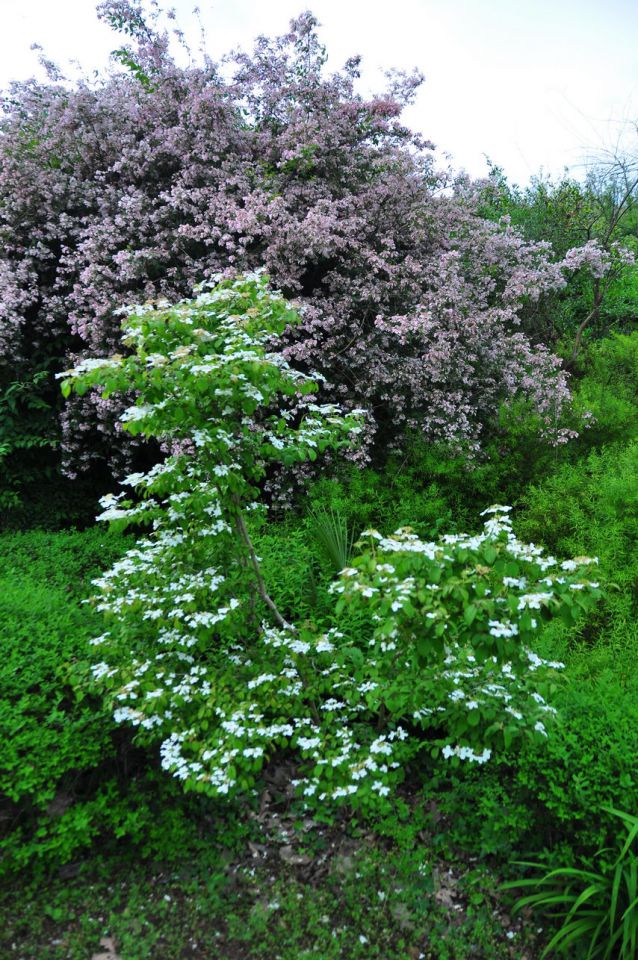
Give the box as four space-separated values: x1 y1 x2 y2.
463 604 477 625
483 546 497 565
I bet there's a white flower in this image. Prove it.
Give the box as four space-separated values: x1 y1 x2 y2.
442 744 492 763
518 592 553 610
315 637 334 653
370 738 393 755
502 576 527 589
321 699 346 711
371 781 390 796
488 620 519 638
120 404 153 422
91 662 117 681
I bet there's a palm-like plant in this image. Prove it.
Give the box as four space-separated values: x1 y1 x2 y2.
504 807 638 958
307 505 354 574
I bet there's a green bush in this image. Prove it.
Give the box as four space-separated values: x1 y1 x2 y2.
517 440 638 657
405 342 638 866
0 529 124 797
0 371 58 511
253 518 332 622
511 678 638 857
421 766 535 860
422 672 638 863
305 443 504 538
572 332 638 450
0 529 225 874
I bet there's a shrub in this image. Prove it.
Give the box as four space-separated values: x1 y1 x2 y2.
61 275 601 818
298 415 584 552
572 332 638 450
421 669 638 863
0 527 244 875
0 528 123 869
0 3 620 485
512 678 638 854
517 439 638 657
415 408 638 864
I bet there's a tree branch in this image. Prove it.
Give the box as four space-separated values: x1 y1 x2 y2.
569 279 604 365
233 498 293 631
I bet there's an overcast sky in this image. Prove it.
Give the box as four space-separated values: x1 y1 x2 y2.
1 0 637 186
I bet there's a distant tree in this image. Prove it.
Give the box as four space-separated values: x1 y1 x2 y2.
477 159 638 361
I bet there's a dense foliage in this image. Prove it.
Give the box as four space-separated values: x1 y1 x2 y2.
0 527 210 873
1 2 631 507
478 167 638 353
60 275 601 821
2 4 638 958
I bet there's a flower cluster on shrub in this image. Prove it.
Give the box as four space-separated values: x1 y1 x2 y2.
62 274 601 816
2 4 631 481
89 508 601 814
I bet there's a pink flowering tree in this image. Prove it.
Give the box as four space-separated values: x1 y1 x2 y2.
0 2 626 484
475 167 638 359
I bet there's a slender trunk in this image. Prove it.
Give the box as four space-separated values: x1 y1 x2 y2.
232 497 292 631
569 280 603 366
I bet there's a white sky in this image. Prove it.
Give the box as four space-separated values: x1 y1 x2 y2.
1 0 637 186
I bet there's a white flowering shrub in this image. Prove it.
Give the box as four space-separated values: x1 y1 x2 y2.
141 507 598 814
61 275 601 817
60 271 364 622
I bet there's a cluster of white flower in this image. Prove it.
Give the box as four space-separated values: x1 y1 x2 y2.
442 744 492 763
488 620 519 638
85 502 599 806
328 505 600 770
65 277 601 813
55 356 122 380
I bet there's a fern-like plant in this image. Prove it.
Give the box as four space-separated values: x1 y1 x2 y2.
505 807 638 958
